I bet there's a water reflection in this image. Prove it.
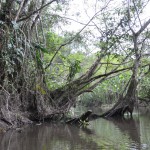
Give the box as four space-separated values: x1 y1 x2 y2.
107 117 141 149
109 118 140 142
0 123 100 150
89 114 150 150
0 113 150 150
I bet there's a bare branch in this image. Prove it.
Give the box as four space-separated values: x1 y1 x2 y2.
45 8 108 70
15 0 26 22
132 0 142 27
17 0 57 22
136 18 150 36
58 15 95 26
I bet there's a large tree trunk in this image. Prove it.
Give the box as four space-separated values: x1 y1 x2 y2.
100 75 137 118
0 31 5 87
101 33 140 118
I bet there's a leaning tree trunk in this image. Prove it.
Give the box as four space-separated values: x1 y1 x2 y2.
101 33 140 118
100 74 137 118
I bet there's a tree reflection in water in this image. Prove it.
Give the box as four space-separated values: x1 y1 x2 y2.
0 114 150 150
0 123 100 150
107 117 141 149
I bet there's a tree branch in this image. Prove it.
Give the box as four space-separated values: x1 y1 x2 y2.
136 18 150 36
80 66 132 86
17 0 57 22
15 0 26 22
45 9 107 70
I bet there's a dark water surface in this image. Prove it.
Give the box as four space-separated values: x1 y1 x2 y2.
0 109 150 150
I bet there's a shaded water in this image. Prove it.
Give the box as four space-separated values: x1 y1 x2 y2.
0 109 150 150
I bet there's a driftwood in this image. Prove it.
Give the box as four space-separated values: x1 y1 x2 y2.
66 110 92 125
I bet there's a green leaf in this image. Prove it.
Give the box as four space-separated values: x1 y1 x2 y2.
68 60 81 81
33 43 49 54
36 50 43 69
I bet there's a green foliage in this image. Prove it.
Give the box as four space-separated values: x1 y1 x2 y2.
46 32 64 53
68 60 81 81
33 43 49 70
42 30 86 89
43 45 85 89
1 31 24 80
33 43 49 54
139 73 150 98
80 92 102 107
80 72 131 106
1 0 150 115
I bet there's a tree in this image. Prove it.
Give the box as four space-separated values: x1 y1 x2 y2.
101 0 150 117
0 0 68 124
0 0 150 127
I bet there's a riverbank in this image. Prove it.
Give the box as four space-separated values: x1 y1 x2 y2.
1 109 150 150
1 102 150 134
0 110 33 134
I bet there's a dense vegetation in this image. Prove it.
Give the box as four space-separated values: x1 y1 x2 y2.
0 0 150 129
